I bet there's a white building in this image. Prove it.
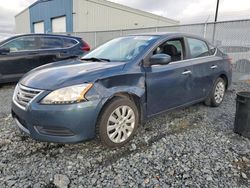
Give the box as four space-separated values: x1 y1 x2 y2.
15 0 179 34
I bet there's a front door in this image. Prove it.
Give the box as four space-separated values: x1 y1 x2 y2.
0 52 40 81
144 37 194 116
0 36 41 81
145 61 194 115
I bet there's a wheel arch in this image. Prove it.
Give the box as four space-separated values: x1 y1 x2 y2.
97 92 144 127
219 74 228 89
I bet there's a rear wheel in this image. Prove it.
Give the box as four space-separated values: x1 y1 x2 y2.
205 77 226 107
96 97 139 148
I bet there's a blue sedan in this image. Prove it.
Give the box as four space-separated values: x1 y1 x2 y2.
11 33 232 147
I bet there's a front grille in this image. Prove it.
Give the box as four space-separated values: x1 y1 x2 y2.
14 84 42 110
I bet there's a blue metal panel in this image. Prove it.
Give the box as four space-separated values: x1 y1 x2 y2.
29 0 73 33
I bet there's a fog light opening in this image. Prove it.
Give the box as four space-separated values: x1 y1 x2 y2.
35 126 74 136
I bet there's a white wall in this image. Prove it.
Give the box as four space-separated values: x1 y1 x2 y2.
15 8 31 34
73 0 178 32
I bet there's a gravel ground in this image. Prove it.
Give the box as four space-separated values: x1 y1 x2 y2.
0 84 14 118
0 82 250 188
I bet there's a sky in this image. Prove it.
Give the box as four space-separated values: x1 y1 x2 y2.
109 0 250 23
0 0 249 36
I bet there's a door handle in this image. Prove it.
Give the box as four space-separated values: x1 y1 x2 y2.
182 70 192 75
210 65 218 69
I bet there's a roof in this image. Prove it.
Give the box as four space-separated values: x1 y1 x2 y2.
29 0 52 8
15 0 49 17
129 32 184 36
129 32 194 37
1 33 82 41
15 7 29 17
128 32 208 41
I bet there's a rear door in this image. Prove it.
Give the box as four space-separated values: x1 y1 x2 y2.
0 36 41 81
39 36 79 65
145 37 195 115
186 37 221 99
39 36 63 65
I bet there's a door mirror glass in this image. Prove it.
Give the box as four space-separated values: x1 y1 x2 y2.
149 54 171 65
0 48 10 54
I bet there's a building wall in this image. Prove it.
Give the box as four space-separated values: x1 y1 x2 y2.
15 0 179 34
29 0 73 33
73 0 179 32
15 8 30 34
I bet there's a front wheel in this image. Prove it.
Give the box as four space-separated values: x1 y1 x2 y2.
205 77 226 107
96 97 139 148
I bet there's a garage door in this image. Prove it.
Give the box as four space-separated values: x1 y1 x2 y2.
52 16 66 33
34 21 44 33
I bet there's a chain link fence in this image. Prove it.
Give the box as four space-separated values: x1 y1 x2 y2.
62 19 250 82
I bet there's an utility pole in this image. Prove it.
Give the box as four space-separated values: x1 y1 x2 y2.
214 0 220 22
212 0 220 44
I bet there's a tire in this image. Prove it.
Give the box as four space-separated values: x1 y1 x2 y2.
96 97 139 148
205 77 226 107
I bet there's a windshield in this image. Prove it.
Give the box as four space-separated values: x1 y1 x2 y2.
82 36 159 62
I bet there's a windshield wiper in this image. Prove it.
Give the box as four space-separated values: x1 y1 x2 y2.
81 57 110 62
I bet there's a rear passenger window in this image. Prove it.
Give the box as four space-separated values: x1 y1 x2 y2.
40 37 63 49
63 38 78 48
187 38 209 58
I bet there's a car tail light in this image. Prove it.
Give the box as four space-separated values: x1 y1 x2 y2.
81 42 90 52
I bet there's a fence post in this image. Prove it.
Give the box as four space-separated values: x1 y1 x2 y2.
212 22 217 45
155 27 158 32
94 32 97 48
203 23 207 38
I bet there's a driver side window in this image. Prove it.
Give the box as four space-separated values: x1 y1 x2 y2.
153 38 184 62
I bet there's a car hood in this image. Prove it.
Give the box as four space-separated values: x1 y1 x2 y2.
20 59 126 90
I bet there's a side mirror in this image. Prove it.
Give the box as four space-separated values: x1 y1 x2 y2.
0 48 10 55
149 54 171 66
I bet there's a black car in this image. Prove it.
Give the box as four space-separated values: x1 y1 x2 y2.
0 34 90 83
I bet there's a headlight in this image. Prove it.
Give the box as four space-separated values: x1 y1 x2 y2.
41 83 93 104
